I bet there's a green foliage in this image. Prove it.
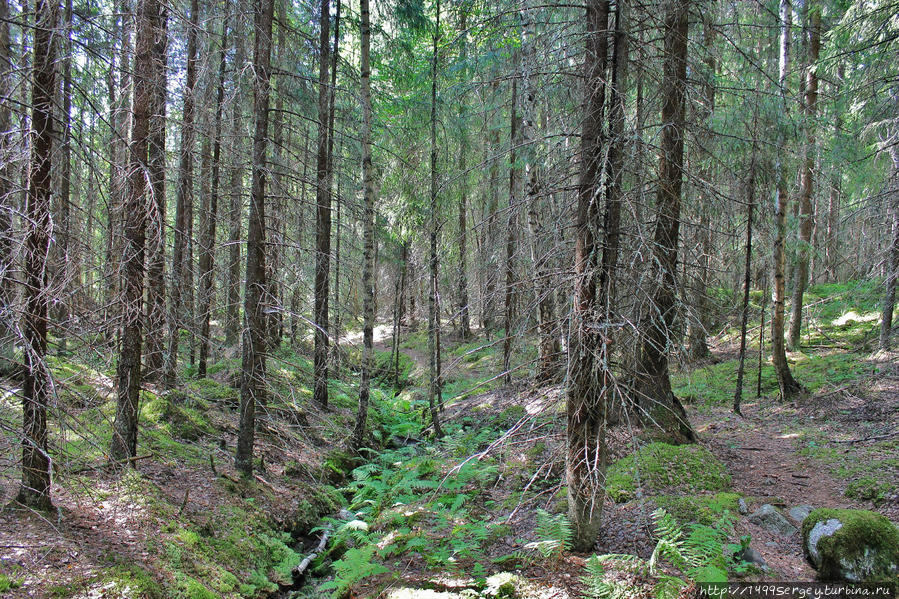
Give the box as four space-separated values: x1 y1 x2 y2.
653 493 741 527
844 476 894 503
524 509 572 561
605 443 731 502
320 546 391 597
582 509 734 599
0 574 21 593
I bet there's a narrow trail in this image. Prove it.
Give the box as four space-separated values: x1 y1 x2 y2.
694 401 865 579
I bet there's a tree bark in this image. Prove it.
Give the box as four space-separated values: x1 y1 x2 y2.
788 4 821 350
235 0 274 476
0 0 16 373
567 0 609 553
353 0 375 451
225 0 246 348
633 0 696 443
734 155 756 415
164 0 199 388
503 48 521 386
197 10 229 378
144 0 167 380
328 0 342 372
111 0 157 463
427 0 443 437
880 117 899 351
771 0 804 398
312 0 332 409
18 0 57 510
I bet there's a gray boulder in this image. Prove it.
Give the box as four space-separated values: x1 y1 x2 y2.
802 508 899 582
748 504 798 537
789 505 814 524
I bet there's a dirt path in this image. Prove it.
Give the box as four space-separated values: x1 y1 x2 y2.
692 400 867 579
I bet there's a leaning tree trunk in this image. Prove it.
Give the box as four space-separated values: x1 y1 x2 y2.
235 0 274 476
312 0 332 409
164 0 199 388
567 0 610 553
111 0 158 463
788 3 821 350
353 0 375 451
18 0 57 510
633 0 696 443
771 0 804 398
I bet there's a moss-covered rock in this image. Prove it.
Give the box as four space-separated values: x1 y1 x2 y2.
605 442 731 502
802 508 899 582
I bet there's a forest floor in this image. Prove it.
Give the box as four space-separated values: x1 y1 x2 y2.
0 280 896 598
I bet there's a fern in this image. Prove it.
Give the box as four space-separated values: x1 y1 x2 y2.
582 508 732 599
525 509 573 561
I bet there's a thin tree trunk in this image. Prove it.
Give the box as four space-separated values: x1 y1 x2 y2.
197 11 229 378
353 0 375 451
18 0 57 510
0 0 14 373
734 156 755 415
427 0 443 437
225 0 246 348
144 0 167 381
164 0 199 388
312 0 332 409
771 0 804 398
686 11 717 361
567 0 609 553
111 0 157 463
54 0 73 352
503 48 520 386
455 9 471 340
634 0 695 443
788 4 821 350
235 0 274 476
880 126 899 350
328 0 342 372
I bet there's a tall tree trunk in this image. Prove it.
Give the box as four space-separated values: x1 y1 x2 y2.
111 0 157 463
225 0 246 348
235 0 274 476
503 48 521 385
788 4 821 349
164 0 199 388
521 5 560 382
144 0 167 380
427 0 443 437
312 0 332 409
455 9 472 340
567 0 610 553
197 10 229 378
353 0 374 451
54 0 73 352
771 0 804 398
686 10 717 361
18 0 57 510
633 0 696 443
0 0 14 373
482 80 500 334
328 0 342 371
880 117 899 351
734 154 756 415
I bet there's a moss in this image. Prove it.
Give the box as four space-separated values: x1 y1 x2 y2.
845 477 894 503
606 443 731 502
143 392 214 441
0 574 21 593
653 493 741 526
802 508 899 582
177 576 218 599
188 378 238 404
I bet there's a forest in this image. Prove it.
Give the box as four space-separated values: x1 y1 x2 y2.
0 0 897 595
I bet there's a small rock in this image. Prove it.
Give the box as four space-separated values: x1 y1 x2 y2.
738 545 768 568
748 504 799 537
765 541 779 548
789 505 814 524
738 498 749 514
